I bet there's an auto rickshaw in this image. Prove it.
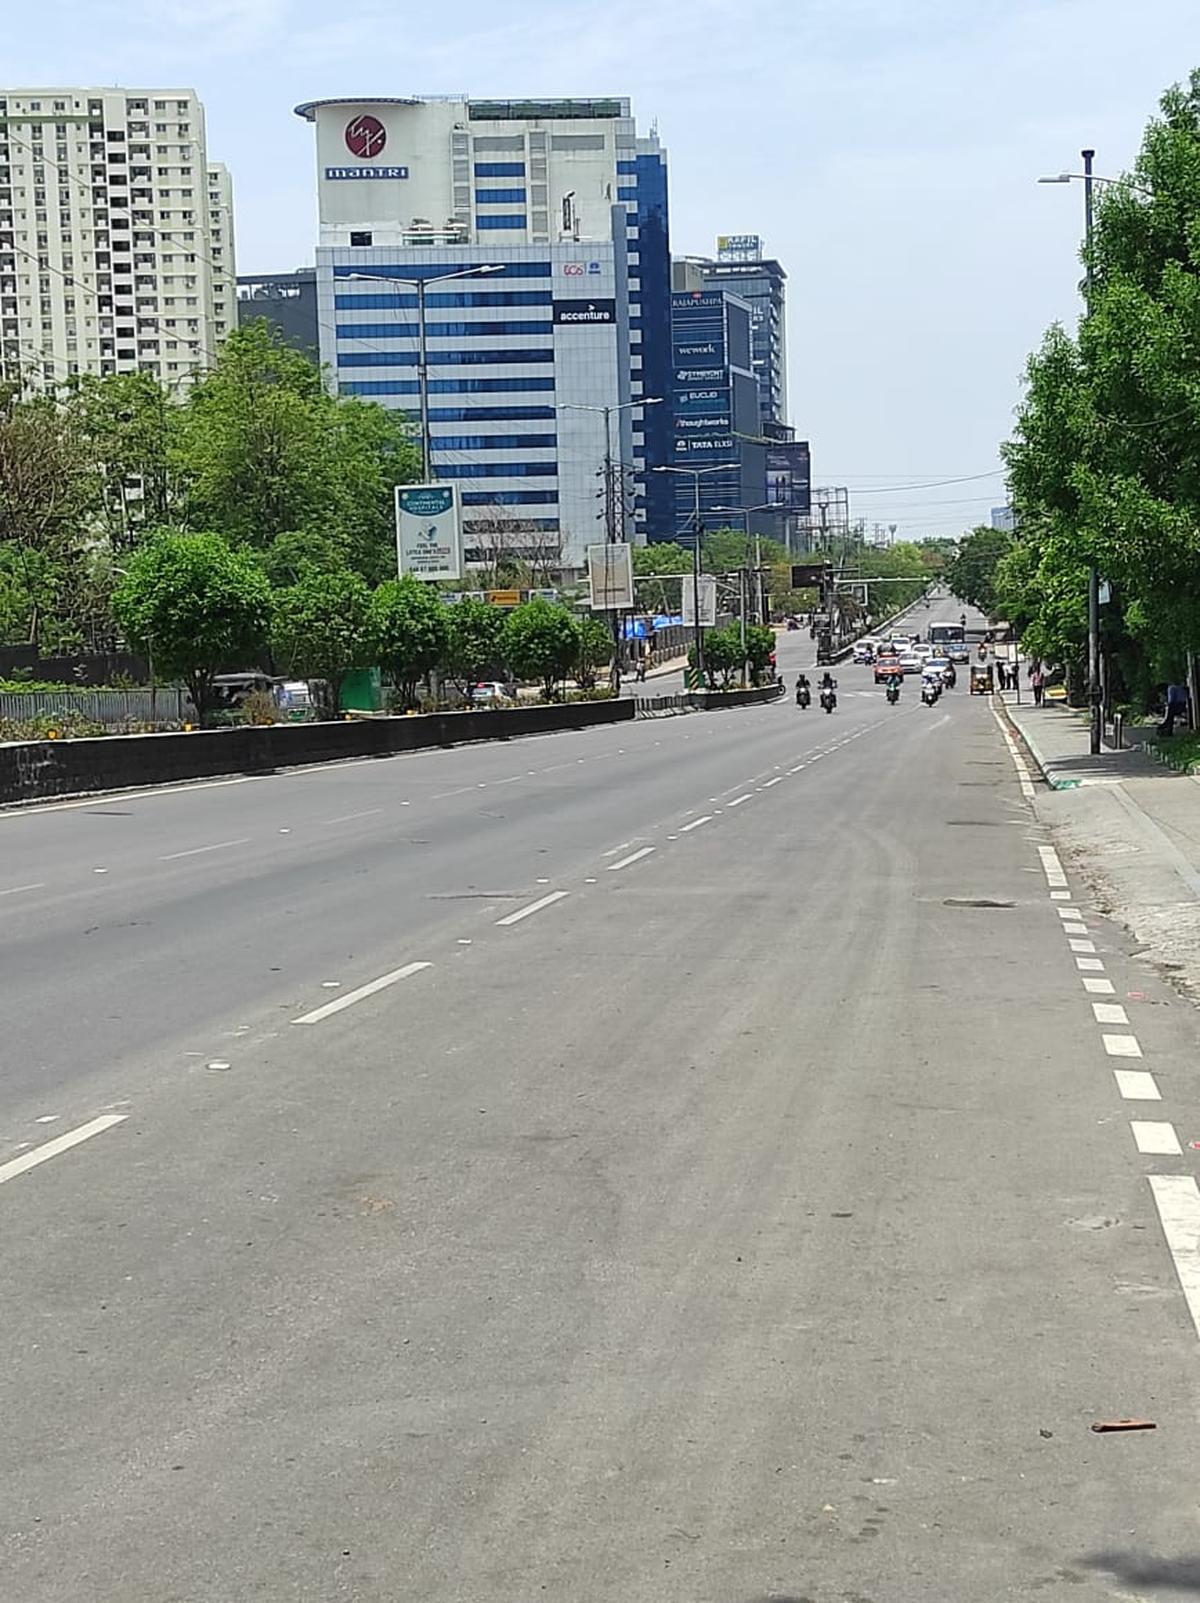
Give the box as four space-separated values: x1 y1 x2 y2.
969 662 994 695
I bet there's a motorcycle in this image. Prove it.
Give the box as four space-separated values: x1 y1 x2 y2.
886 679 901 705
819 685 837 714
921 678 942 706
795 684 811 709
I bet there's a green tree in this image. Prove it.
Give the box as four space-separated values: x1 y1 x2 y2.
1004 69 1200 698
574 612 614 691
744 623 776 685
64 369 180 546
0 386 95 650
944 527 1013 616
112 530 272 724
690 622 744 690
501 598 580 700
271 568 373 718
369 575 448 708
633 541 692 613
444 597 506 702
177 321 420 578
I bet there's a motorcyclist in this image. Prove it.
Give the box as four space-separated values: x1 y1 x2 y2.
820 670 837 690
796 672 810 694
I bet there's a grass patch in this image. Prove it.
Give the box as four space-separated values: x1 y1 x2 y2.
1147 730 1200 772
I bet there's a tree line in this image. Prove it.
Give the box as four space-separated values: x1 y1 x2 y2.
0 321 422 655
992 68 1200 706
112 529 615 724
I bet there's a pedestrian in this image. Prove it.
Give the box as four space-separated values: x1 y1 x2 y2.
1159 679 1189 737
1030 662 1045 708
636 654 647 683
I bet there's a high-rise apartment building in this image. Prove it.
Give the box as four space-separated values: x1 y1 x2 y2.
0 87 235 390
295 94 670 569
673 236 787 427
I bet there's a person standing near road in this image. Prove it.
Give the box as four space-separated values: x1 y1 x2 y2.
1030 663 1045 707
1160 679 1189 736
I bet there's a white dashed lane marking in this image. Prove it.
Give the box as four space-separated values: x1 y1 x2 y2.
0 1114 128 1186
679 816 712 833
1149 1176 1200 1339
292 961 432 1024
1114 1068 1161 1101
606 847 655 872
1077 957 1105 972
1132 1121 1182 1156
1083 976 1115 994
496 890 570 928
1103 1033 1143 1058
1092 1003 1129 1025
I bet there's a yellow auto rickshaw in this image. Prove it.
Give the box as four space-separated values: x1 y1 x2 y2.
969 662 994 695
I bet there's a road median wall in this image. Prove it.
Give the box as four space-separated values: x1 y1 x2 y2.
0 698 635 804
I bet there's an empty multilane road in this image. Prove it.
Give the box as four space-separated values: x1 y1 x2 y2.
4 595 1200 1602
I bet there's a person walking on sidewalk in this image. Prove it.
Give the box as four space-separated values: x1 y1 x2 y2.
1030 662 1045 707
1160 679 1189 737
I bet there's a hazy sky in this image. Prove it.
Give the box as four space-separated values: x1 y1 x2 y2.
10 0 1199 535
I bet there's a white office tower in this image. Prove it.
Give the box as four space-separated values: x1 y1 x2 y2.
295 95 672 573
0 87 236 389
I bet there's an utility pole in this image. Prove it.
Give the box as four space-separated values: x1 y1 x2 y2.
1082 147 1102 755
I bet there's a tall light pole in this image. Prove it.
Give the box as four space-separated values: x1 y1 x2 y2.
345 266 503 481
1037 151 1118 753
712 503 783 624
563 399 663 684
654 462 739 685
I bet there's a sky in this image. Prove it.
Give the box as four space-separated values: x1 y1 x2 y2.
9 0 1200 537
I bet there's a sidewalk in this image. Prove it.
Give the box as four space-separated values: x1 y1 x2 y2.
997 690 1200 1001
998 692 1164 788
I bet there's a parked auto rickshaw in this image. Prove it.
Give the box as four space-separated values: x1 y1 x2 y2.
969 662 994 695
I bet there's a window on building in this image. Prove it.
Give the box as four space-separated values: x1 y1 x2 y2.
550 134 606 151
349 230 373 247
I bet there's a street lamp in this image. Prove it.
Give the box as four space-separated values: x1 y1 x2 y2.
1038 149 1121 754
345 265 504 480
654 462 739 684
1038 171 1153 199
712 502 783 625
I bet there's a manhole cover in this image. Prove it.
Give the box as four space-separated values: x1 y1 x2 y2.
943 898 1016 908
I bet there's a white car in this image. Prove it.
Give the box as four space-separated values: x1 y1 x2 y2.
472 681 513 705
898 651 925 674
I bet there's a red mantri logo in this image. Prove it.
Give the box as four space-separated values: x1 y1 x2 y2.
345 114 387 159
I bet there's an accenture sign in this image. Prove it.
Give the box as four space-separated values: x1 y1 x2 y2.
552 299 616 325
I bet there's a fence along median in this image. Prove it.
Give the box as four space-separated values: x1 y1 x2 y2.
0 700 636 805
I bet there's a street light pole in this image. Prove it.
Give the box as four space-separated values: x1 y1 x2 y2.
654 462 739 687
1082 147 1102 756
416 277 431 482
346 265 503 482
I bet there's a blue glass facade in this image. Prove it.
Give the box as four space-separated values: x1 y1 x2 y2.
668 290 766 540
634 146 673 541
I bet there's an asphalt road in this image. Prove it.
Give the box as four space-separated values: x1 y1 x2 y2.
5 592 1200 1602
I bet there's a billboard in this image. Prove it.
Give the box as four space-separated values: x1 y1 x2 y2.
681 573 718 627
587 543 635 611
717 234 762 261
765 441 812 515
395 483 463 581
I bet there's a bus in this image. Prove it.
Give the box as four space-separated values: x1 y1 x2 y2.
928 622 965 650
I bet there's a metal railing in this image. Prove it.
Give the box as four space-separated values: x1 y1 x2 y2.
0 688 189 727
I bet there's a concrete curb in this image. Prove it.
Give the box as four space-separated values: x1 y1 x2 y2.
992 695 1069 788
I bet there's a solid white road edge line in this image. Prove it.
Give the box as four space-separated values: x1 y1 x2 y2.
679 816 712 833
495 890 570 927
292 961 432 1024
0 882 46 897
1149 1175 1200 1340
0 1114 128 1186
606 847 655 872
1133 1121 1182 1156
